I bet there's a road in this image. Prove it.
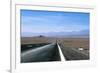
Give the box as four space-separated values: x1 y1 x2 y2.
21 43 89 63
21 43 61 63
60 44 89 60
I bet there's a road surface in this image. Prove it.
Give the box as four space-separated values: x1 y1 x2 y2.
21 43 89 63
60 44 89 60
21 43 61 63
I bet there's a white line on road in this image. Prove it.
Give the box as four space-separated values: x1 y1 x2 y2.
57 43 66 61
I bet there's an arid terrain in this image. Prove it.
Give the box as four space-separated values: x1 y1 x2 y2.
21 37 56 44
21 37 89 49
21 37 89 62
57 38 89 50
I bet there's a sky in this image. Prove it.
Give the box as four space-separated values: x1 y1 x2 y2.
21 9 89 37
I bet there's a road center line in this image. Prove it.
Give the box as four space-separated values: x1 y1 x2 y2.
57 43 66 61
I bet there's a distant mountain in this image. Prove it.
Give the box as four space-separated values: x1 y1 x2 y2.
22 29 89 38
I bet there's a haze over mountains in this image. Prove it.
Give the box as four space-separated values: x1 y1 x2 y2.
22 29 89 38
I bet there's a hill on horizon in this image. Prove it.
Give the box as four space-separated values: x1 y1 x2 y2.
21 29 89 38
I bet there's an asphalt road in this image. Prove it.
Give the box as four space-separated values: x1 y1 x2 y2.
21 43 61 63
60 44 89 60
21 43 89 63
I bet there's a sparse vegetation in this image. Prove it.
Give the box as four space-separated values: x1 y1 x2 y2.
21 37 89 50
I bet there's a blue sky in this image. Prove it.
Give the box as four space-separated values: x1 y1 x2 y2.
21 9 89 37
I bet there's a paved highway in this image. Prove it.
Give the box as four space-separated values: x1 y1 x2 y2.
60 44 89 60
21 43 61 63
21 43 89 63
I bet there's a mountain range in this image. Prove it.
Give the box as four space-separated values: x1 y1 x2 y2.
22 30 89 38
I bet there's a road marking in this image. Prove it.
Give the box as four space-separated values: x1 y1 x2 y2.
57 43 66 61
